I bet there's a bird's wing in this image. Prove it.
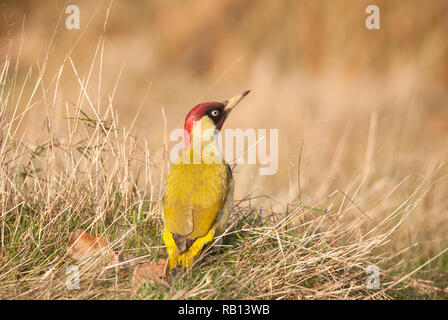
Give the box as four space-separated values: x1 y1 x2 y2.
163 162 231 240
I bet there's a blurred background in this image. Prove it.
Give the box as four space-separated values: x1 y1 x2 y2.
1 0 448 213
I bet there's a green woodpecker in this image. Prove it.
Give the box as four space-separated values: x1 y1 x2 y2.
162 90 250 274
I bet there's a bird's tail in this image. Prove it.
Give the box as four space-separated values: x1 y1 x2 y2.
163 227 215 274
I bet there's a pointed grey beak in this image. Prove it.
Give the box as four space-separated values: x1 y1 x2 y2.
223 90 250 111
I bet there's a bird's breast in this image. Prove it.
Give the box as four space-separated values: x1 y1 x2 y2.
163 159 232 238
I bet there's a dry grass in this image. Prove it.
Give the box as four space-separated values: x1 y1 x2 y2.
0 1 447 299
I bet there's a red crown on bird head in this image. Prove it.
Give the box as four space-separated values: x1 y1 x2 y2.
182 91 250 151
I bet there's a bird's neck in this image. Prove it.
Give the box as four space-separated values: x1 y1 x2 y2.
181 117 224 164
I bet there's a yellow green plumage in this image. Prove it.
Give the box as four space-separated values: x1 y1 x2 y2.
162 118 234 273
161 91 248 274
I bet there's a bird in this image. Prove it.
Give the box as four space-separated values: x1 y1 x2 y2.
162 90 250 274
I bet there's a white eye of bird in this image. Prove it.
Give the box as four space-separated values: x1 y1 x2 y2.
211 110 220 117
